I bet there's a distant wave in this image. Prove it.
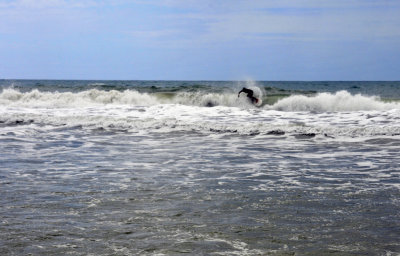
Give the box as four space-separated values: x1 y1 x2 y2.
0 88 399 111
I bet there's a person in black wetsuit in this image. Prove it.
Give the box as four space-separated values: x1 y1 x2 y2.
238 87 259 104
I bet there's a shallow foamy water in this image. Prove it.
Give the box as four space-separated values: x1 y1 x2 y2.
1 107 400 255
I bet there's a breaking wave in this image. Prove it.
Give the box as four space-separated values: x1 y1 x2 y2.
0 88 159 107
271 91 399 112
0 88 399 112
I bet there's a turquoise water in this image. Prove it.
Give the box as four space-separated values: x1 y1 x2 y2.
1 80 399 255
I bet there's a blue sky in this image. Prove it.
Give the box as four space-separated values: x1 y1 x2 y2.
0 0 399 80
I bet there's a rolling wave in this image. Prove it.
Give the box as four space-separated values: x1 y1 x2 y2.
270 90 399 112
0 88 399 112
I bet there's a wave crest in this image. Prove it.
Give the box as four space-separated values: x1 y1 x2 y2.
271 91 399 112
1 88 399 111
0 88 244 108
0 88 159 107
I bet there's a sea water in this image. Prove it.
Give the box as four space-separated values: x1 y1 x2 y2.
1 80 399 255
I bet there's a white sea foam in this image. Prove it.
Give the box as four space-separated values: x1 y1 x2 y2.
1 88 399 111
1 88 400 137
271 90 399 112
1 104 400 138
0 88 159 107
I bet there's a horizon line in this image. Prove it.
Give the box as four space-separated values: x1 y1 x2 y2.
2 78 400 82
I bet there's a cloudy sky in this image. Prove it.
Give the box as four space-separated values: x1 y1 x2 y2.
1 0 399 80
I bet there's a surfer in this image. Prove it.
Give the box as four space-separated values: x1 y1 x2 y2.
238 87 259 105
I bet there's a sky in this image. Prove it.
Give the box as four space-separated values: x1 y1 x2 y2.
0 0 399 80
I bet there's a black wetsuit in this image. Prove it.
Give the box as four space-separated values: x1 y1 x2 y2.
238 87 258 104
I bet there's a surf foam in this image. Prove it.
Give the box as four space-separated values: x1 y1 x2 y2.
0 88 160 107
271 90 399 112
1 88 399 112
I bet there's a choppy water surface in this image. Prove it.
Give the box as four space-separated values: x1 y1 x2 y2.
1 80 400 255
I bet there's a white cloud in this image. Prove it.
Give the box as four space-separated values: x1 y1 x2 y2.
0 0 118 9
128 29 181 39
1 0 399 45
209 9 400 41
129 0 400 12
147 0 400 44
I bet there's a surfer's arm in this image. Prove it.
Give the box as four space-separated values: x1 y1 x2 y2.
238 88 244 97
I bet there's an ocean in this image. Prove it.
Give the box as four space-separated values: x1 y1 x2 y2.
1 80 399 255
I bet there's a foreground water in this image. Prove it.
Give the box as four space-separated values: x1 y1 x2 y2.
1 80 399 255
